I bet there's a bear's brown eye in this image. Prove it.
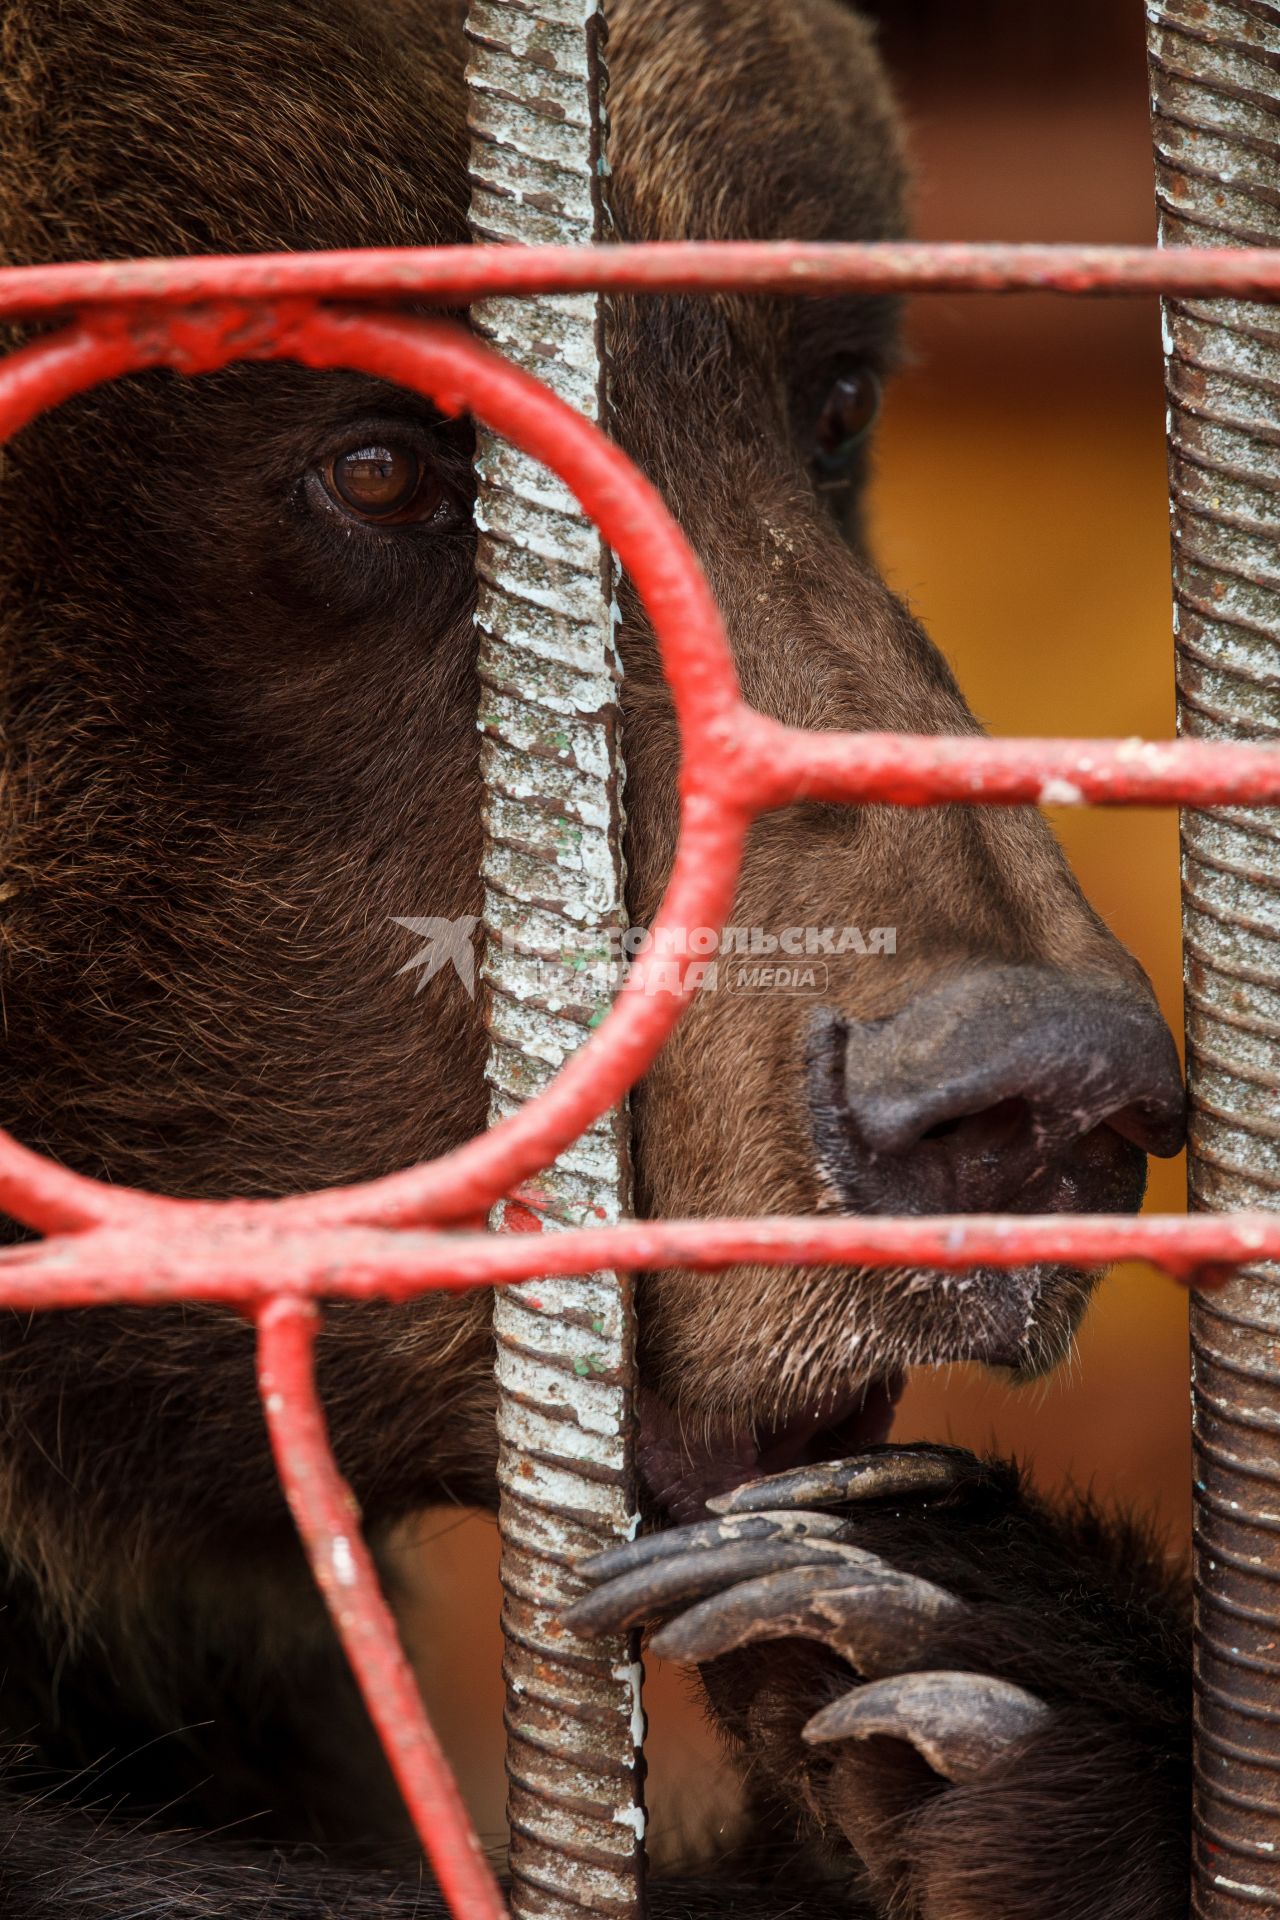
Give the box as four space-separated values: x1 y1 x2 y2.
323 442 443 524
813 369 882 476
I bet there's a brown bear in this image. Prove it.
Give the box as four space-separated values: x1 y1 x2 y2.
0 2 1189 1916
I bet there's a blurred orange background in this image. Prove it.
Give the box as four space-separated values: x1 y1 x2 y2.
392 2 1191 1869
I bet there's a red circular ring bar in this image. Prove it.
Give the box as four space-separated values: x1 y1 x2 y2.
0 302 749 1237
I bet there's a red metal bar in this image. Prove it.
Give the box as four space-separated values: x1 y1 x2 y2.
10 241 1280 319
0 1210 1267 1310
257 1297 506 1920
737 718 1280 813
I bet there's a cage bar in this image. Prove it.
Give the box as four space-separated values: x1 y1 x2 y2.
1148 5 1280 1912
464 6 645 1919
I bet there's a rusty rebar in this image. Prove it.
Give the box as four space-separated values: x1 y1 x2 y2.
464 6 644 1919
1149 5 1280 1912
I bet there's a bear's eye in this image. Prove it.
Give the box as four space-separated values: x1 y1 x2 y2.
812 369 882 477
321 441 445 524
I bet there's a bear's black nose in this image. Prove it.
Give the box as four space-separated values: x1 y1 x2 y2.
807 966 1186 1217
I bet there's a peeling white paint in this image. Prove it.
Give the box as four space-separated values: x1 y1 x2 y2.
613 1657 647 1753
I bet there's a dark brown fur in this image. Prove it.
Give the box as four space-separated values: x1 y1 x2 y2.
0 3 1188 1915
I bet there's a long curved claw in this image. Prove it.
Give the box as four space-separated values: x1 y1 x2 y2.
564 1537 885 1637
708 1445 990 1516
803 1671 1051 1784
648 1560 963 1674
578 1509 846 1587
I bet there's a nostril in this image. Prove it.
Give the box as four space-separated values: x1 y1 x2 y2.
1104 1101 1177 1152
918 1097 1029 1148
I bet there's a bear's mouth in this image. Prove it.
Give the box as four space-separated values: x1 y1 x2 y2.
637 1373 906 1527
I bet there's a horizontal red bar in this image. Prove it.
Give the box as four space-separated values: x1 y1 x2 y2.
4 241 1280 321
732 716 1280 809
0 1209 1269 1308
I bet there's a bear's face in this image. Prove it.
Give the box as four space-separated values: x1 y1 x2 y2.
0 0 1181 1603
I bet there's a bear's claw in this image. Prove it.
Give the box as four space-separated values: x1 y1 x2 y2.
565 1533 885 1636
803 1671 1051 1784
704 1442 996 1515
648 1557 963 1673
575 1507 846 1585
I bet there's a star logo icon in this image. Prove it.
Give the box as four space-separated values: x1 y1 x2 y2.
390 916 480 997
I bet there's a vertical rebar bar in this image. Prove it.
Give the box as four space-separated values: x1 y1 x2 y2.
1148 5 1280 1912
464 7 644 1920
